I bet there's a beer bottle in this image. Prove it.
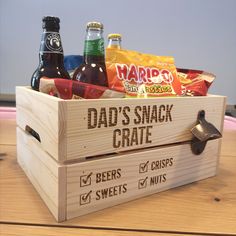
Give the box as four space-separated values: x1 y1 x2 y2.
31 16 70 91
73 22 108 87
107 33 122 49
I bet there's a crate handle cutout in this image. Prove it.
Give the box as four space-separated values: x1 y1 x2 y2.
191 110 222 155
25 125 41 142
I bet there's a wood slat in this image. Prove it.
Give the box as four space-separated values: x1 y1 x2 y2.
15 87 63 161
16 127 66 222
0 127 236 234
16 87 226 162
66 139 220 219
1 96 236 235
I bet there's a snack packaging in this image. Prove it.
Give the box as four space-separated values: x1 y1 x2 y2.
39 77 125 99
106 48 182 97
177 68 215 96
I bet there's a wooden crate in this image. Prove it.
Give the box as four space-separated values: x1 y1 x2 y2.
16 86 226 222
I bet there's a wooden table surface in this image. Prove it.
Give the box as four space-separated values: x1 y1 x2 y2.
1 116 236 236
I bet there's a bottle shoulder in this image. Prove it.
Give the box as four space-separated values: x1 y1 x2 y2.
73 62 107 85
32 65 70 79
73 62 106 75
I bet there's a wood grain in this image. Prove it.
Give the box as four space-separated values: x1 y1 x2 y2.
66 139 220 220
0 120 236 234
16 87 226 162
0 224 186 236
65 94 226 161
0 119 16 145
16 118 222 221
16 127 67 222
15 86 63 161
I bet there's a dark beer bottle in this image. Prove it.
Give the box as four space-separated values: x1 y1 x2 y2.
72 22 108 87
31 16 70 91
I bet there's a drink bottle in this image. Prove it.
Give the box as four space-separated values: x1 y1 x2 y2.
73 22 108 87
107 33 122 49
31 16 70 91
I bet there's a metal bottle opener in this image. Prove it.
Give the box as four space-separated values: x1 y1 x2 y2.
191 110 222 155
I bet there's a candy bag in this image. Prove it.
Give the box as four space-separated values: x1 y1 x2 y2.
106 48 182 97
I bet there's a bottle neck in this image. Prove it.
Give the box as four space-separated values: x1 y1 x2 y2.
83 28 105 64
107 38 121 49
39 53 64 65
40 29 63 55
39 29 64 65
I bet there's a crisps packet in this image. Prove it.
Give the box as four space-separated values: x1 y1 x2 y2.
106 48 182 97
177 68 215 96
39 77 125 99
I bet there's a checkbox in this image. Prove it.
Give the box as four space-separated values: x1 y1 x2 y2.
139 161 149 173
80 191 92 205
138 177 148 189
80 172 93 187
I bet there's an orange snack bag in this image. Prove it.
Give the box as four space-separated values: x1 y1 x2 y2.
106 48 182 97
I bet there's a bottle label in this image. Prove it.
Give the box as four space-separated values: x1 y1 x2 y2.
40 32 63 54
84 39 104 56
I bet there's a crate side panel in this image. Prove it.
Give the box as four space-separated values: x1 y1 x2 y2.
66 139 220 219
58 166 67 222
16 87 61 161
58 101 68 162
65 96 225 161
16 127 66 222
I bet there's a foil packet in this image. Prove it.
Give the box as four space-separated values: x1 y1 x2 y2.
177 68 215 96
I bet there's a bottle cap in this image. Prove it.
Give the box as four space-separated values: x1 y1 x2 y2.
87 21 103 30
42 16 60 30
108 33 122 39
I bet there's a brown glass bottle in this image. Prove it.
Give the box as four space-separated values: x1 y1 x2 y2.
72 22 108 87
31 16 70 91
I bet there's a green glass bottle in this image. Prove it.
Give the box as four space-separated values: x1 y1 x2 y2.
73 21 108 87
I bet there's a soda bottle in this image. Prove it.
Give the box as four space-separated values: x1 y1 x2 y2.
73 22 108 87
107 33 122 49
31 16 70 91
